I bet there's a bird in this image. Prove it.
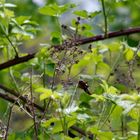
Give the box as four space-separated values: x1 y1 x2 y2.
78 80 91 95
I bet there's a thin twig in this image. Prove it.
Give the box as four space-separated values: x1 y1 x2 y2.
4 34 19 58
0 92 33 118
40 65 56 121
101 0 108 37
43 62 47 108
30 68 38 140
0 23 18 57
4 105 13 140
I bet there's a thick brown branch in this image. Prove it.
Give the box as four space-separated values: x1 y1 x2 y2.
0 92 32 114
0 92 19 106
75 27 140 45
0 84 44 112
0 27 139 70
0 53 35 71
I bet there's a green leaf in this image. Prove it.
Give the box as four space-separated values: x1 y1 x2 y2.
110 106 122 129
51 31 62 45
4 8 14 18
16 16 31 25
129 109 139 120
66 116 76 128
80 92 93 103
116 99 136 114
127 121 137 131
7 133 16 140
137 51 140 57
35 88 52 100
61 93 71 108
77 113 90 121
101 80 119 94
124 48 134 61
40 92 51 100
52 120 63 133
107 86 119 94
39 3 75 17
114 83 127 92
73 10 88 18
89 11 101 18
36 88 60 100
63 103 78 115
98 131 113 140
0 3 16 8
80 23 92 31
64 136 79 140
73 10 100 19
80 30 94 37
45 63 55 77
108 42 121 52
91 94 104 101
42 117 58 128
97 62 111 77
87 126 99 135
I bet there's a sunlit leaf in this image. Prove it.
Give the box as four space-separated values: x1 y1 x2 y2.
42 117 58 128
4 8 14 18
73 10 100 19
16 16 31 25
39 3 75 17
35 88 52 100
77 113 90 121
63 102 78 114
87 126 99 135
73 10 88 18
124 48 134 61
116 99 136 114
0 3 16 8
64 136 79 140
52 120 63 133
91 94 105 101
89 11 101 18
98 131 113 140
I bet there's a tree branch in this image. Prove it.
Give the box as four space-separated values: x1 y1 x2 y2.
74 27 140 46
0 92 33 117
0 92 19 106
0 53 36 71
0 84 93 139
0 84 44 112
0 27 139 71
